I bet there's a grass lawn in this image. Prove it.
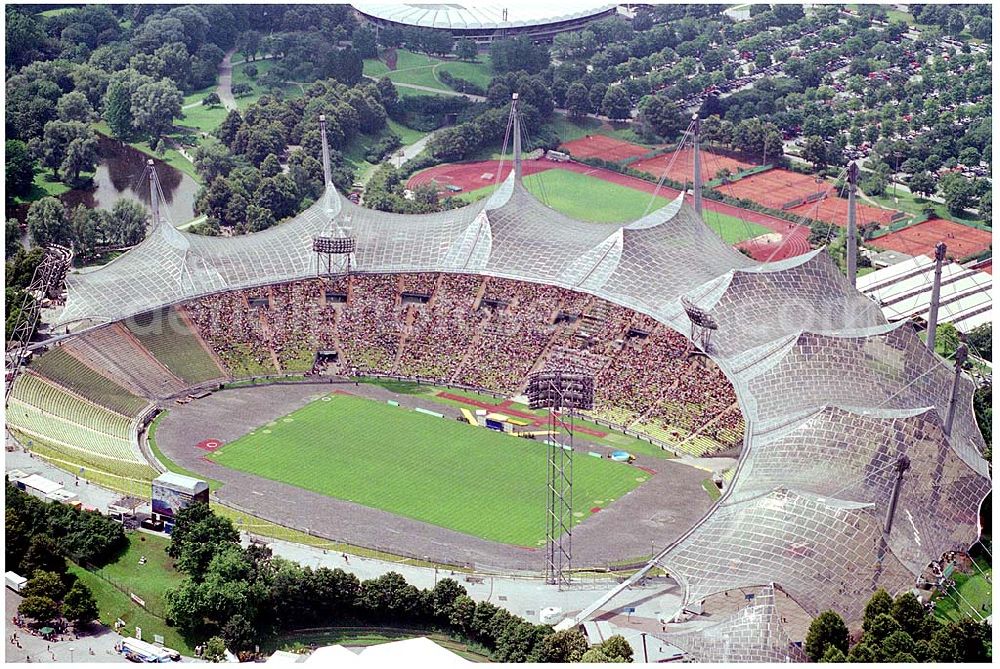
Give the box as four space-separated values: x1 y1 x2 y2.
68 564 193 655
176 104 229 136
868 188 988 229
208 393 645 546
548 115 604 143
434 56 493 89
364 49 493 94
547 115 653 147
457 169 673 224
933 554 992 623
11 171 75 205
701 209 771 244
387 118 428 146
38 7 77 16
395 85 447 99
701 478 722 501
90 533 183 617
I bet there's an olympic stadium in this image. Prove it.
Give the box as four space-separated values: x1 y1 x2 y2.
352 2 620 42
6 112 990 660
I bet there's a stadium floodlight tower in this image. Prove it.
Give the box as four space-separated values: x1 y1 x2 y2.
3 246 72 402
313 114 356 277
313 235 356 276
527 369 595 588
681 296 718 353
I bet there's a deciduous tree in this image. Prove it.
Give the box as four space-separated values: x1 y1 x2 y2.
27 197 71 247
805 610 849 661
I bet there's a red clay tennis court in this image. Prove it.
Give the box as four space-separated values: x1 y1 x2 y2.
559 134 651 161
632 147 757 185
720 169 827 210
720 168 901 228
790 196 899 229
870 218 993 260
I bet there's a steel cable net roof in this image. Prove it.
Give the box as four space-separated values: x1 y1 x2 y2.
58 176 990 629
352 2 617 30
665 585 809 663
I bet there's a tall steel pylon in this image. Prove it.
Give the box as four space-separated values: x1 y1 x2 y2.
528 370 594 587
4 245 73 402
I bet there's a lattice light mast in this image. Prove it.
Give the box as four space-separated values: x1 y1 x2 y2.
527 369 594 587
846 161 859 287
313 236 356 277
682 296 719 353
692 115 703 215
925 242 947 353
4 246 73 402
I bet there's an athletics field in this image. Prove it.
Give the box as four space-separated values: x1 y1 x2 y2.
208 393 646 546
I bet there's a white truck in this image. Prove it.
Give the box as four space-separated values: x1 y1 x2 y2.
5 571 27 593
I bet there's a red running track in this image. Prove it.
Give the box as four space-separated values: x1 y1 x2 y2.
408 160 813 262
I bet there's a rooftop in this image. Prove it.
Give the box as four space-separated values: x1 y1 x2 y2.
352 2 616 30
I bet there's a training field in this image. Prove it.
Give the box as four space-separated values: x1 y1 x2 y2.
208 393 645 546
458 168 674 223
701 209 770 245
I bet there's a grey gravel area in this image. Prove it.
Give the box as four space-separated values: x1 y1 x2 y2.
153 382 713 571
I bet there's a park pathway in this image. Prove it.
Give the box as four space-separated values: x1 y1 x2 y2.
216 48 238 111
389 128 442 169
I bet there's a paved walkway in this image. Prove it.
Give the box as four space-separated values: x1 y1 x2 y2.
5 436 123 512
216 49 237 112
390 129 441 170
5 589 127 664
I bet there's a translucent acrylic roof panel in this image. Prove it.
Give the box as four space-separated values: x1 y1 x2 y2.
352 2 617 30
736 406 990 576
684 250 887 357
665 585 809 663
483 184 620 284
658 487 916 622
60 188 342 324
601 200 755 314
340 197 485 273
740 322 986 459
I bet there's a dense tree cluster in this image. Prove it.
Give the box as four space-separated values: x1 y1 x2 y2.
17 569 99 630
188 77 398 233
164 504 616 662
6 480 127 571
21 195 148 261
376 25 453 57
5 481 116 630
807 588 991 663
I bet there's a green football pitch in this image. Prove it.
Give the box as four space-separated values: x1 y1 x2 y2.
457 169 770 241
209 393 647 545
